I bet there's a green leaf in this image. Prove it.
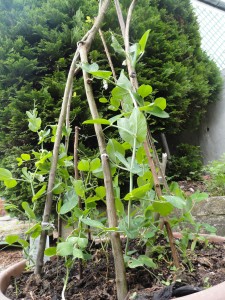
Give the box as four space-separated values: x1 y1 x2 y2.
60 188 78 214
128 258 143 268
117 71 132 91
137 84 153 98
190 191 208 203
28 117 42 132
90 70 112 80
117 117 133 146
25 223 42 235
67 237 88 249
44 247 57 257
83 118 111 125
90 158 101 171
22 202 36 220
152 201 173 216
114 151 130 169
140 106 169 118
73 248 84 259
107 139 125 165
95 186 106 199
136 146 148 164
18 239 29 248
0 168 13 180
99 97 108 103
78 159 90 171
115 197 124 215
111 35 125 57
81 218 104 228
118 108 147 147
81 62 99 73
162 195 186 209
4 204 18 210
154 97 166 110
16 157 23 166
32 184 46 202
21 154 31 161
129 43 140 67
138 29 151 53
73 179 85 198
129 108 147 143
169 182 184 198
85 195 100 203
77 237 88 249
57 242 73 256
5 235 19 245
124 183 151 201
4 179 17 188
138 255 156 268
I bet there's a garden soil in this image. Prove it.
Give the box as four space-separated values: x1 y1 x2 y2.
5 238 225 300
4 180 224 300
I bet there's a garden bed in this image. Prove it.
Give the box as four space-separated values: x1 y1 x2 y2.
5 237 225 300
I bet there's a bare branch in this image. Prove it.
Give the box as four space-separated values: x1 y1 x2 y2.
114 0 126 38
99 28 117 81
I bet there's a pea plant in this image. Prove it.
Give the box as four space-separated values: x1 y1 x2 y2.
0 1 211 299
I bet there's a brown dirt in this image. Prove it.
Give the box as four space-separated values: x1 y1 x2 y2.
5 237 225 300
0 249 23 272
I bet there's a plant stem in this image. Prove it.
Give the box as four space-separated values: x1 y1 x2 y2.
73 126 83 279
61 263 70 300
79 42 128 300
125 138 137 254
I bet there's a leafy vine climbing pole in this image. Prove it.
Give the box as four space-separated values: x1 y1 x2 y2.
114 0 180 268
34 0 112 275
34 0 180 298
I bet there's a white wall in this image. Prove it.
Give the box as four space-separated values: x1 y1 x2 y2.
199 70 225 163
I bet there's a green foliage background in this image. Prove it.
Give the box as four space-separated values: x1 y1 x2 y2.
0 0 222 212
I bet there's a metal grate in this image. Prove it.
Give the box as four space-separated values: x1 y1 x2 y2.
191 0 225 70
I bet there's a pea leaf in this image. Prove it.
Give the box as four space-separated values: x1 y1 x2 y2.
73 248 84 259
111 35 125 57
162 195 186 209
4 179 17 188
83 118 111 125
138 84 153 98
152 201 173 216
5 235 19 245
138 255 156 268
57 242 73 256
90 70 112 80
154 97 166 110
124 184 151 201
32 184 46 202
81 218 104 228
22 202 36 220
59 188 78 214
44 247 57 257
0 168 13 180
138 29 151 53
78 159 90 171
90 158 101 171
81 62 99 73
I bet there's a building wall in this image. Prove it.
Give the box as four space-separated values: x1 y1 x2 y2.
199 69 225 163
174 1 225 164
